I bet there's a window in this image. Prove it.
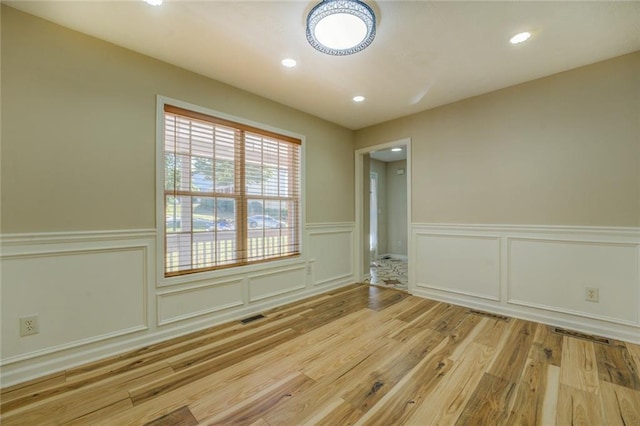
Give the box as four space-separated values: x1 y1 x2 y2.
163 104 301 277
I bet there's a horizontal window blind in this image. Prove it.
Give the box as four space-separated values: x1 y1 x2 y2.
164 104 301 276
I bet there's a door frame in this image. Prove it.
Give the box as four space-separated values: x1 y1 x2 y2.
355 138 412 291
369 171 379 260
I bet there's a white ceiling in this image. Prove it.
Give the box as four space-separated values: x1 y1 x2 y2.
370 147 406 162
6 1 640 130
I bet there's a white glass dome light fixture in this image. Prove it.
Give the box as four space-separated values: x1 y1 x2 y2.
306 0 376 56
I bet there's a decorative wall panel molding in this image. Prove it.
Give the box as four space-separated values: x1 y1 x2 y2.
157 278 244 325
307 223 356 286
413 232 500 301
411 223 640 343
507 237 638 325
0 230 154 364
248 266 307 302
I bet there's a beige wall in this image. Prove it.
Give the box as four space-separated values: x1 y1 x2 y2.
386 160 407 255
355 52 640 227
0 6 354 233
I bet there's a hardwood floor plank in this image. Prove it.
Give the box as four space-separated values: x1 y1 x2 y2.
404 342 496 425
389 302 447 342
427 303 469 334
168 315 302 371
302 399 363 426
64 309 298 388
367 288 410 312
300 318 402 381
529 324 564 366
129 328 299 405
1 364 174 425
292 299 371 334
144 405 198 426
455 373 517 425
261 347 391 425
394 298 439 323
0 371 66 403
1 360 173 414
274 309 383 362
556 384 605 425
600 381 640 426
473 317 510 348
595 342 640 390
1 285 637 425
65 320 240 379
506 360 560 426
192 312 400 423
195 372 315 425
298 398 348 425
487 319 537 383
352 336 453 425
626 342 640 374
448 314 486 361
65 398 134 426
103 344 310 425
560 337 600 393
341 328 447 413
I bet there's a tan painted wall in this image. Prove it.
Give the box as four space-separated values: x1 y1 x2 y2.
355 52 640 227
0 7 354 233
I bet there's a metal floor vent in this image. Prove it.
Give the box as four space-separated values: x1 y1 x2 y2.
240 314 265 324
553 327 611 345
468 309 510 322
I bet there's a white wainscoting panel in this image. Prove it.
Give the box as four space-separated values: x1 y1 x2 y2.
411 224 640 343
414 233 500 301
508 238 638 325
0 223 358 387
307 223 355 286
248 266 307 302
157 278 244 325
0 231 153 364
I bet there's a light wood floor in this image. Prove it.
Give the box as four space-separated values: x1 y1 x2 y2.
2 284 640 425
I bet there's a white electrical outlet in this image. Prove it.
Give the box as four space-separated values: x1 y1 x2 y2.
20 315 39 337
585 287 599 303
307 264 313 275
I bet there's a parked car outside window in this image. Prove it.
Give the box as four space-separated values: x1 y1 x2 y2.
166 217 234 232
247 215 286 229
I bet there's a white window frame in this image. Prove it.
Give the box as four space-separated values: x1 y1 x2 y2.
155 96 306 286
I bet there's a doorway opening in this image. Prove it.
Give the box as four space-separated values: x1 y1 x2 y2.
369 172 378 259
355 138 411 292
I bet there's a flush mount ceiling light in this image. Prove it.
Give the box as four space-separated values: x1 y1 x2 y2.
143 0 163 6
306 0 376 56
353 95 365 102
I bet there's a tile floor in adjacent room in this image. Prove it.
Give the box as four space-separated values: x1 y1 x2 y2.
366 255 408 291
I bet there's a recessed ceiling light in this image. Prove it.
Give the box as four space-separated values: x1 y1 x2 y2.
353 96 365 103
281 58 297 68
391 148 402 152
144 0 163 6
510 32 531 44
